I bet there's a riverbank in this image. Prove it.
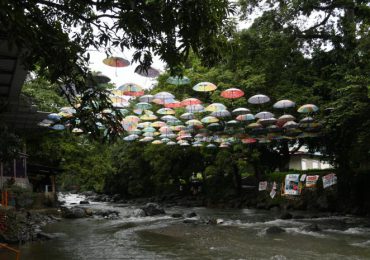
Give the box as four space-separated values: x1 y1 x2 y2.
0 207 62 244
9 192 370 260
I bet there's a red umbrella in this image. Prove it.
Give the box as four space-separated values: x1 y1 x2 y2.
242 138 257 144
164 100 183 108
181 98 202 106
221 88 244 99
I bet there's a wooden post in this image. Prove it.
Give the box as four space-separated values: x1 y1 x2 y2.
0 162 3 190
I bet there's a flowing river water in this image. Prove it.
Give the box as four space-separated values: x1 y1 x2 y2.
4 193 370 260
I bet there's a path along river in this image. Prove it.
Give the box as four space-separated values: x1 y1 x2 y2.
3 193 370 260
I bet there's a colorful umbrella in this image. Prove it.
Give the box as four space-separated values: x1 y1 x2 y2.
273 99 295 109
123 134 139 141
181 98 202 106
157 108 175 115
205 103 227 112
236 113 255 121
154 91 175 100
110 96 129 107
166 76 191 85
298 104 319 113
255 111 274 119
221 88 245 99
164 100 182 108
185 104 204 113
103 57 130 67
139 95 154 103
211 110 231 118
193 82 217 92
258 118 277 126
242 138 257 144
232 107 250 115
140 114 158 121
248 94 270 104
161 115 178 122
186 119 203 127
117 83 144 96
201 116 219 124
135 102 152 110
151 121 167 128
180 112 195 120
283 121 298 129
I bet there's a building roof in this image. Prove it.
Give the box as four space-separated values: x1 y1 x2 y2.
0 38 49 130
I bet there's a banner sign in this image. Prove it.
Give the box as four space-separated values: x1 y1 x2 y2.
322 173 337 189
258 181 268 191
284 174 300 195
306 175 319 188
300 174 307 182
270 189 276 199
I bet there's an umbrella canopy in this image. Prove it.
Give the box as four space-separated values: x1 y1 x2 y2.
117 83 144 96
180 112 195 120
283 121 299 129
300 117 315 123
137 122 151 128
154 91 175 100
207 123 224 131
258 117 277 126
152 97 175 105
167 141 177 145
124 115 140 123
236 113 255 121
161 115 178 122
186 119 203 127
159 126 173 134
123 134 139 141
273 99 296 109
135 102 152 110
205 103 227 112
134 66 160 78
157 108 175 115
166 76 191 85
140 114 158 121
221 88 245 99
151 121 167 128
140 137 154 142
242 138 257 144
143 126 156 133
110 96 129 107
298 104 319 113
232 107 251 115
248 94 270 104
193 82 217 92
181 98 202 106
226 120 239 126
164 100 182 108
139 95 154 103
255 111 274 119
247 122 263 129
90 72 111 84
186 104 204 113
103 57 130 67
201 116 219 124
211 110 231 118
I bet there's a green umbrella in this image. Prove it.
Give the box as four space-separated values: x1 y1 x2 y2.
166 76 191 85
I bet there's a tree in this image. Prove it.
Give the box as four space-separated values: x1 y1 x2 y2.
0 0 235 139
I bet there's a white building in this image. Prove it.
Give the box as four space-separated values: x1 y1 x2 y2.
288 146 333 171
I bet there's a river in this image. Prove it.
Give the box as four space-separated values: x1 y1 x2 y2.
3 193 370 259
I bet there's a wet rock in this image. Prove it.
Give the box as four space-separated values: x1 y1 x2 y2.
61 207 86 218
171 213 183 218
93 209 119 218
132 209 146 217
141 203 165 216
302 224 321 232
80 191 96 197
266 226 286 234
185 212 197 218
279 212 293 220
79 200 90 204
84 208 93 216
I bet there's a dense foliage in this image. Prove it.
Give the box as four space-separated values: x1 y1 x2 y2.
5 0 368 205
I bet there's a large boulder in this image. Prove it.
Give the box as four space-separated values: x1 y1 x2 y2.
79 200 90 205
132 209 146 217
185 212 197 218
61 207 86 218
141 203 165 216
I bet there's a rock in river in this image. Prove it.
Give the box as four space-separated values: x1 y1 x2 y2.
61 207 86 218
141 203 165 216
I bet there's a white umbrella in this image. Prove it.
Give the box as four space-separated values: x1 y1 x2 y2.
255 111 274 119
248 94 270 104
